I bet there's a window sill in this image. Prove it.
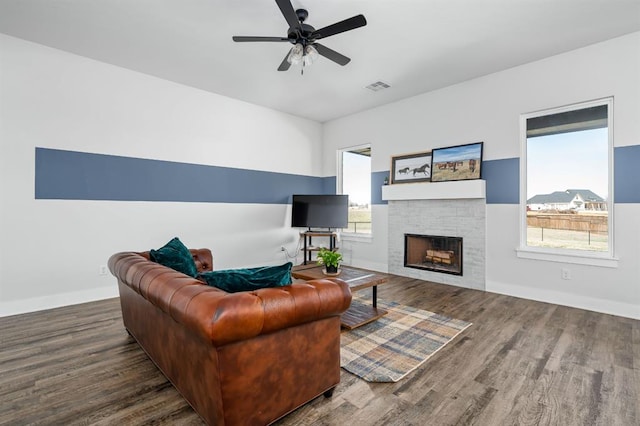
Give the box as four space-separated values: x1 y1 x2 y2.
516 247 619 268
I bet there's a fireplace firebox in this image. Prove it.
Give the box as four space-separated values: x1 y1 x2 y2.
404 234 463 275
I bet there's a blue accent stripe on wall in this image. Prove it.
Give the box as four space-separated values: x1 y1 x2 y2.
484 158 519 204
372 171 389 205
35 148 330 204
614 145 640 203
36 146 639 205
322 176 337 195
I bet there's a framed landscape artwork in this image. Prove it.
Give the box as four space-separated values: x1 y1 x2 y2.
390 151 432 184
430 142 483 182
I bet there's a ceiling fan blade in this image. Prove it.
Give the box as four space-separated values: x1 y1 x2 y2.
314 43 351 66
278 49 292 71
232 36 289 42
311 14 367 40
276 0 301 30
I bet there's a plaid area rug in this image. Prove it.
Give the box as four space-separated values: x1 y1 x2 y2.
340 299 472 382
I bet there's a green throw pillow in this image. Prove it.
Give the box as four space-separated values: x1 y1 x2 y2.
149 237 198 278
198 262 292 293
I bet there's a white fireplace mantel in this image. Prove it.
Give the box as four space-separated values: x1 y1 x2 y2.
381 180 486 201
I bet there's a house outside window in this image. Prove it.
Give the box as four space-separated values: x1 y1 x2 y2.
519 98 614 264
338 145 371 235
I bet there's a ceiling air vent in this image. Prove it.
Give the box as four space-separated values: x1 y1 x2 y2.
365 81 391 92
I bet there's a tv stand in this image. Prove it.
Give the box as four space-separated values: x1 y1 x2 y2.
301 231 338 265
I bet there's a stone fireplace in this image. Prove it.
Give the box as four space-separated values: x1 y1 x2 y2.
404 234 463 275
382 180 486 290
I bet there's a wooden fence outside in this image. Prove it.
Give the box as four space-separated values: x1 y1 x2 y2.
527 213 608 233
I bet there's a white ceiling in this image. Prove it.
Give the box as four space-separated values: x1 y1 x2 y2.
1 0 639 122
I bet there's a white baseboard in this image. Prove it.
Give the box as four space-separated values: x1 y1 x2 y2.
0 285 119 318
486 279 640 320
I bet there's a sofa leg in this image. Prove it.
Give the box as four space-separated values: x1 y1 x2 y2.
323 387 336 398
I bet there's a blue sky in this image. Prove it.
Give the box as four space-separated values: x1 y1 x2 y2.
343 151 371 205
527 128 608 199
432 143 482 163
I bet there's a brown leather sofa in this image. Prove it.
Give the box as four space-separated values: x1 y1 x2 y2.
108 248 352 425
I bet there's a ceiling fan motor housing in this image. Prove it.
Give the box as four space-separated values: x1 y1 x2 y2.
288 10 315 44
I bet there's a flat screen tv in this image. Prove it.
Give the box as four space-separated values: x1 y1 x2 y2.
291 194 348 230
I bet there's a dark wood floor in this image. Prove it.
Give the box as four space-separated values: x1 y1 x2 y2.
1 276 638 425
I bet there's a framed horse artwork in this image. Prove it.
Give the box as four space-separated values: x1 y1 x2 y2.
430 142 483 182
390 151 432 184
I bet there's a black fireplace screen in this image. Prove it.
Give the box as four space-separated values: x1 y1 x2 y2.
404 234 463 275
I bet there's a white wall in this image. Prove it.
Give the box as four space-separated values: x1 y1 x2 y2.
323 32 640 319
0 35 322 316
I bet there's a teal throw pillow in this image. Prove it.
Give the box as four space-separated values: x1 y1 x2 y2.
149 237 198 278
198 262 292 293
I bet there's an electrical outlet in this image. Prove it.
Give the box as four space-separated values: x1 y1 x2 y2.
561 268 571 280
99 265 108 276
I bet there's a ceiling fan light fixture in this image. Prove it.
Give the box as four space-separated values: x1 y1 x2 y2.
303 45 319 66
287 43 303 65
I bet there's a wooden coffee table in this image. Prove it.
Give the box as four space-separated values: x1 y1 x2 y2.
291 264 389 330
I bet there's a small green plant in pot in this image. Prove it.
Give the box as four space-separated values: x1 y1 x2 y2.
317 248 343 275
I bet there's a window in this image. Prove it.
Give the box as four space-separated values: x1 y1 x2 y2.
520 98 614 262
339 144 371 234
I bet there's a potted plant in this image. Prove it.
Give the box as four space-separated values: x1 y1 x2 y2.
316 248 343 275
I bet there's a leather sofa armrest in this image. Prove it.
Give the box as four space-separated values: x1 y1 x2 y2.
190 249 213 273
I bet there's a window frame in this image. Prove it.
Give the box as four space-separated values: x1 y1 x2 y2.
337 143 373 239
517 97 618 267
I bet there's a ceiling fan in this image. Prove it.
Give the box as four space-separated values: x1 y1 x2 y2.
232 0 367 73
